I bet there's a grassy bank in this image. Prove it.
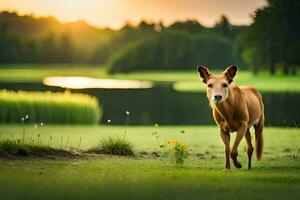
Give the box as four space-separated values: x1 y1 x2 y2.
0 125 299 200
0 64 299 93
0 64 107 82
0 90 101 124
114 70 300 92
173 71 300 93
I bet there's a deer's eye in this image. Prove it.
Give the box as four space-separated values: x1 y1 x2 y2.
208 83 213 88
222 83 228 88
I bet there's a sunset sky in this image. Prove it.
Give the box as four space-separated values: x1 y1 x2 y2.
0 0 267 29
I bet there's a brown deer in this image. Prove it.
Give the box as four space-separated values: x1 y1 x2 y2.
197 65 264 169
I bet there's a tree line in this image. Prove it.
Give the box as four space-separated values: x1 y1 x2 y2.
0 28 74 63
108 30 235 73
236 0 300 75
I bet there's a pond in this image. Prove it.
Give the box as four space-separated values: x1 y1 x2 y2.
0 80 299 126
82 87 300 127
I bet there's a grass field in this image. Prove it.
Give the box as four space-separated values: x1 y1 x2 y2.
0 64 299 92
0 125 299 200
0 64 107 82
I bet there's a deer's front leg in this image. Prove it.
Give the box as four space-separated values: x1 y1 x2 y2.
220 129 230 170
231 121 247 169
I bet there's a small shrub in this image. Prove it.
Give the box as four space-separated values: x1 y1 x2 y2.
0 90 101 124
89 136 134 156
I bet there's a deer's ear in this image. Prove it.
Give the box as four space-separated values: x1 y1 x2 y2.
224 65 238 83
197 66 211 84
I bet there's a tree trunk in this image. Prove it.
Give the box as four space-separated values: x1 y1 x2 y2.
291 66 297 76
253 66 259 75
283 64 290 75
269 63 276 75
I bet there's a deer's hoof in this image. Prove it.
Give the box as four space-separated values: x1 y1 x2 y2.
234 161 242 169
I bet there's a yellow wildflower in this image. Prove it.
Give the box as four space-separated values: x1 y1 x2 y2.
168 139 179 145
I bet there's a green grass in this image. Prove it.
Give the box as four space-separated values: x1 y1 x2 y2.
0 125 298 154
0 64 299 92
0 125 299 200
173 71 300 93
0 90 101 124
0 64 107 82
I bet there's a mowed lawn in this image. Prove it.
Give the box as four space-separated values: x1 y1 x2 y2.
0 64 107 82
0 64 299 93
0 125 299 200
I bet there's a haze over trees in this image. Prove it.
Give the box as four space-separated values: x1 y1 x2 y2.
0 0 299 75
0 11 242 70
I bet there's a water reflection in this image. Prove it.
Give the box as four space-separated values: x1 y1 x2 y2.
43 76 153 89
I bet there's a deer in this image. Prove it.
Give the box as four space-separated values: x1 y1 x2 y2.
197 65 264 170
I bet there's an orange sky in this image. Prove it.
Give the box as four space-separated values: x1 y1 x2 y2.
0 0 267 29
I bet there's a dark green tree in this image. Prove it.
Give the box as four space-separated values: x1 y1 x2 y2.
39 33 58 62
215 15 231 38
59 33 74 62
169 20 204 33
236 0 300 75
108 31 235 73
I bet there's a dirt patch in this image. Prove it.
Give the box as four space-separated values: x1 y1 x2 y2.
196 153 206 160
0 150 83 161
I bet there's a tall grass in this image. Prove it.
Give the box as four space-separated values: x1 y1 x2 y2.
88 136 134 156
0 90 101 124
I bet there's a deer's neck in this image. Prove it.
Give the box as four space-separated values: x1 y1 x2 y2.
214 86 235 124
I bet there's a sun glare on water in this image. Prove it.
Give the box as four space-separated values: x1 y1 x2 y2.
43 76 153 89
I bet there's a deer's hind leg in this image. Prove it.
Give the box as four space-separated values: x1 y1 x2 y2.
245 129 254 169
